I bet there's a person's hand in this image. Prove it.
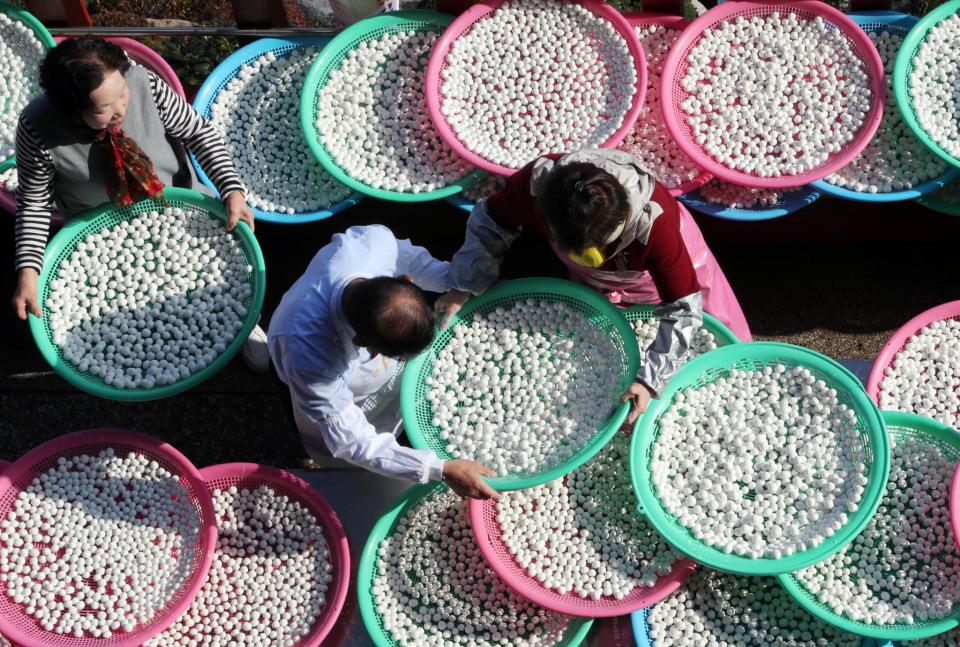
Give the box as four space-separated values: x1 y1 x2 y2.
442 460 500 500
621 381 654 426
224 191 255 233
434 289 471 328
11 267 41 320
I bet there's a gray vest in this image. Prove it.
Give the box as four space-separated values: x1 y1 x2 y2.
22 65 210 216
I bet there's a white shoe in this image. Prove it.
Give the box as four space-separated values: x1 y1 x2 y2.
242 324 270 373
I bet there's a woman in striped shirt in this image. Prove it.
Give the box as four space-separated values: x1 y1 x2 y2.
10 38 269 370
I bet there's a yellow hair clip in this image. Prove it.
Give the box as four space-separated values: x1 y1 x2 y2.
567 246 606 268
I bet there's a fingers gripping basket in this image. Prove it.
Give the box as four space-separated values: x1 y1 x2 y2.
194 463 351 646
425 0 648 177
776 411 960 641
192 37 364 223
357 483 595 647
300 11 486 202
0 429 218 647
401 278 641 491
893 0 960 171
28 187 267 402
811 11 960 203
660 0 887 188
630 342 890 575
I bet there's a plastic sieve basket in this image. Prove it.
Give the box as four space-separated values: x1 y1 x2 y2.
357 482 594 647
301 11 486 202
0 1 55 169
811 12 960 203
467 448 698 618
778 411 960 641
425 0 648 177
192 37 364 223
401 277 641 491
624 303 740 348
893 0 960 171
630 341 890 575
660 1 886 189
865 300 960 406
188 463 350 646
621 12 713 197
678 182 822 221
28 187 267 402
0 429 218 647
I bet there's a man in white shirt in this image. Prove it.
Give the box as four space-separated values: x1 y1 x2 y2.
268 225 498 499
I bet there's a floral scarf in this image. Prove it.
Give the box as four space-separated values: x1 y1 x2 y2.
95 126 165 206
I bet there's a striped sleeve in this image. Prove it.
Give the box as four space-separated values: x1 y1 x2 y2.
14 115 56 273
147 70 246 200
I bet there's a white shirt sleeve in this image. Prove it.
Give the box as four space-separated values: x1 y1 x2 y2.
395 237 452 293
282 355 445 483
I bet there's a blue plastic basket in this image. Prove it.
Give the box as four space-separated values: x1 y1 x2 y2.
191 37 363 224
445 193 474 213
810 12 960 203
679 184 822 221
630 607 881 647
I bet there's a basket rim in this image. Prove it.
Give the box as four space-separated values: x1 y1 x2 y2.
621 11 713 197
0 428 218 647
893 0 960 172
659 0 887 188
424 0 648 177
191 35 365 223
678 184 822 221
467 473 698 617
624 304 741 347
300 10 485 202
916 178 960 216
400 277 640 492
27 187 267 402
777 410 960 640
865 299 960 404
630 341 891 575
357 482 594 647
196 462 351 646
0 1 56 168
810 11 960 203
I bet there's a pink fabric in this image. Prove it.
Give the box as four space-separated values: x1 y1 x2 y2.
555 204 753 341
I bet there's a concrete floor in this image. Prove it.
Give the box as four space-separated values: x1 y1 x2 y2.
2 195 959 466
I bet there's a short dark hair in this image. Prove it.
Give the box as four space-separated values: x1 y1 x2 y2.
40 38 131 115
351 277 436 359
537 162 631 252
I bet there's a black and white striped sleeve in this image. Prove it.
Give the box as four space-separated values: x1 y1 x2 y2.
14 115 56 273
147 70 246 200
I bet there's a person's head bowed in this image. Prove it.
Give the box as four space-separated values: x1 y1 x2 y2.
537 162 631 268
40 38 132 131
344 276 437 359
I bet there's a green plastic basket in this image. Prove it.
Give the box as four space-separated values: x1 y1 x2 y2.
778 411 960 641
300 10 484 202
917 177 960 216
357 482 594 647
623 305 740 348
28 187 266 402
401 277 641 491
630 341 890 575
893 0 960 171
0 1 55 168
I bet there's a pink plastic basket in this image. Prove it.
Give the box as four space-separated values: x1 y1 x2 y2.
425 0 648 176
0 429 217 647
621 12 712 197
193 463 351 647
468 481 697 617
866 300 960 406
659 0 886 188
1 38 186 220
953 462 960 551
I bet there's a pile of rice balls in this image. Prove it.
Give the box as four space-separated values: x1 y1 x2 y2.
0 11 46 162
